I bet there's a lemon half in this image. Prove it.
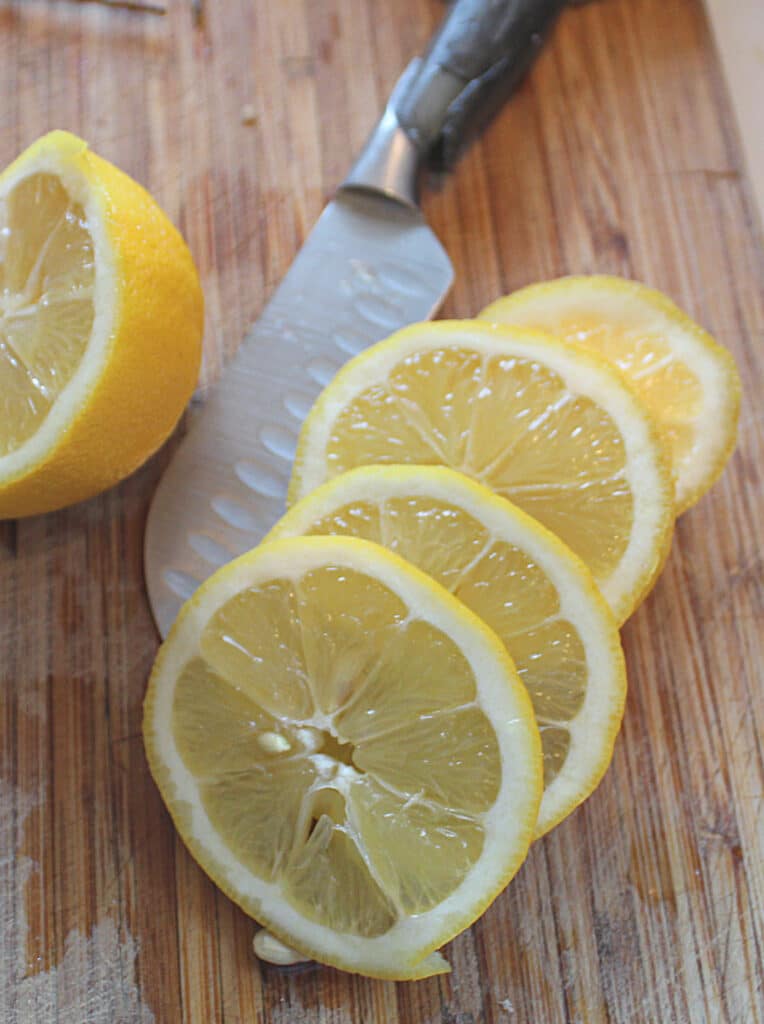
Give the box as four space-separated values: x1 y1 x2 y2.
0 131 203 517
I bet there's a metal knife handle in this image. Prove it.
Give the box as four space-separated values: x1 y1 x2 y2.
398 0 566 170
343 0 566 204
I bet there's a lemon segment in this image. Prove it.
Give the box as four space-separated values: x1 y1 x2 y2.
480 276 741 512
0 131 203 517
144 535 542 978
289 321 674 623
269 465 627 836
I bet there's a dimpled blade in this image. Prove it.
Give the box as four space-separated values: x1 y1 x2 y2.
144 191 453 637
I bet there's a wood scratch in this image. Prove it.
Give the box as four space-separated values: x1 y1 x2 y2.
68 0 167 13
719 903 736 1000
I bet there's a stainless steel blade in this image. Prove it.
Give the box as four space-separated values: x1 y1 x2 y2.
145 190 453 636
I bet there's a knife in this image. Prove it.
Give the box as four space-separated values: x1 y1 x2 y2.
145 0 568 638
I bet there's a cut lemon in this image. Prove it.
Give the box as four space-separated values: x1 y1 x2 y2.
143 535 542 979
480 276 741 513
0 131 203 517
289 322 674 624
269 466 626 837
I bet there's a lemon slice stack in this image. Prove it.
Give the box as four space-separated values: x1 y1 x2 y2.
143 277 739 979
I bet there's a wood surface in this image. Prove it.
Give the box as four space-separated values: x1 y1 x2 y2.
1 0 762 1021
705 0 764 229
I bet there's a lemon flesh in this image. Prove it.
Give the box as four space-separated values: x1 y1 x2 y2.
290 322 674 623
0 173 94 454
144 536 541 978
481 276 741 512
270 466 626 836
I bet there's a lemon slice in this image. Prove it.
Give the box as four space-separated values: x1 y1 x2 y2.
480 276 741 512
0 131 203 517
143 536 541 979
289 321 674 624
269 465 626 837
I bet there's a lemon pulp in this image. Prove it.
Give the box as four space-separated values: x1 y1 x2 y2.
0 172 94 455
302 497 582 788
524 311 701 464
171 563 504 933
481 277 741 511
321 347 633 582
272 465 627 837
291 323 675 622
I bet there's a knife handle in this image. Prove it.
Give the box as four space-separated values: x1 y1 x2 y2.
342 0 569 205
396 0 567 171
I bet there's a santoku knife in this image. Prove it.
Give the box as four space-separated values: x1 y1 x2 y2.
145 0 568 637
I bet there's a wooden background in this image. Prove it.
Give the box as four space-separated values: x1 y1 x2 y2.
1 0 762 1021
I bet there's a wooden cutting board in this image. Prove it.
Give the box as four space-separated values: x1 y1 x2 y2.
0 1 762 1021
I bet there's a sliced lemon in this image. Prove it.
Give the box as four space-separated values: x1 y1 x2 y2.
289 321 674 624
269 465 626 837
143 535 541 979
0 131 203 517
480 276 741 513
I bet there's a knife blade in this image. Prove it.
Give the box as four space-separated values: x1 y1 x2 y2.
145 0 567 637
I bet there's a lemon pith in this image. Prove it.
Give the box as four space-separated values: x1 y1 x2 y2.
480 275 741 513
143 535 542 979
0 131 203 517
289 321 675 624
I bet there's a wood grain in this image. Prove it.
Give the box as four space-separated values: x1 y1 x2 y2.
705 0 764 230
0 0 762 1021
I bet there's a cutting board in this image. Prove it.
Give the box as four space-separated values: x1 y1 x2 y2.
0 1 762 1021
